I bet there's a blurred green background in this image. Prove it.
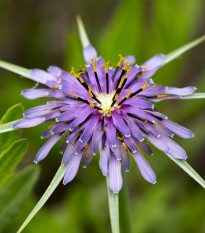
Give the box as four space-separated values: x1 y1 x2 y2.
0 0 205 232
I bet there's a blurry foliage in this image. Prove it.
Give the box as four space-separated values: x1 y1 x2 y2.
0 0 205 232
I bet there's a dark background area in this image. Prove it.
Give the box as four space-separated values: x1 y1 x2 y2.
0 0 205 232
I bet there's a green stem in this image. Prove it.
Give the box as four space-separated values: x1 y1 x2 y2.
119 170 133 233
17 164 66 233
0 60 31 78
106 177 120 233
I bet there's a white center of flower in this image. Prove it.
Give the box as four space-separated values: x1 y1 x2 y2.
96 92 116 115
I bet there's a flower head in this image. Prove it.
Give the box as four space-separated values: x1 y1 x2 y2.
13 42 196 193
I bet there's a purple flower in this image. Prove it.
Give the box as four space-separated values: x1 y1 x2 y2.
13 44 196 193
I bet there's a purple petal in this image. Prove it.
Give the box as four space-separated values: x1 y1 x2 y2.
162 119 194 138
41 124 57 139
92 121 103 155
161 135 187 159
79 113 101 142
62 142 76 164
111 110 130 137
52 122 68 134
121 149 130 172
83 45 97 64
34 134 62 163
145 133 169 152
47 66 62 77
124 55 136 65
63 152 83 184
135 139 153 155
132 151 156 184
164 86 197 96
105 117 117 147
83 144 94 168
143 54 164 69
108 153 123 193
124 137 138 154
13 117 45 129
30 69 57 86
99 139 110 176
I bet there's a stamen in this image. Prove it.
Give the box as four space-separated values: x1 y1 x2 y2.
70 67 101 104
111 54 124 81
157 94 168 98
114 60 131 89
70 90 102 110
92 59 102 92
103 62 110 94
118 80 149 105
101 116 104 131
122 142 127 149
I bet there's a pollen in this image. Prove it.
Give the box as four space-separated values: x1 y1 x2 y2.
97 92 116 116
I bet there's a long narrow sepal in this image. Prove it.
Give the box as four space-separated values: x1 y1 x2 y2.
106 177 120 233
165 152 205 188
164 35 205 65
0 60 31 78
180 93 205 99
0 120 20 133
76 15 91 48
17 164 66 233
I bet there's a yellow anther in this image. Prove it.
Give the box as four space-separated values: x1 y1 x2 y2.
157 94 167 98
103 61 110 73
88 87 93 97
91 59 96 72
78 77 84 83
70 67 82 82
114 94 119 101
125 67 131 79
84 143 89 149
123 60 131 71
117 54 125 66
153 121 157 125
88 100 95 108
70 67 77 77
125 90 131 99
79 67 87 73
142 80 149 90
118 77 124 89
117 136 124 140
141 65 148 73
70 90 78 99
122 142 127 149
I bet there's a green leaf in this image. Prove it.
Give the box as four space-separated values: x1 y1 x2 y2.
0 104 23 152
106 177 120 233
164 35 205 65
17 164 66 233
0 139 28 189
0 60 31 78
165 152 205 188
180 93 205 99
0 166 40 232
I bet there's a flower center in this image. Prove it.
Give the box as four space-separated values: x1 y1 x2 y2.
96 92 116 116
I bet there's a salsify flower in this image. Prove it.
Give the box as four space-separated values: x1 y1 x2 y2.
13 43 196 193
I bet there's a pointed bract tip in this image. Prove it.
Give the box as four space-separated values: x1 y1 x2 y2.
76 15 90 48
